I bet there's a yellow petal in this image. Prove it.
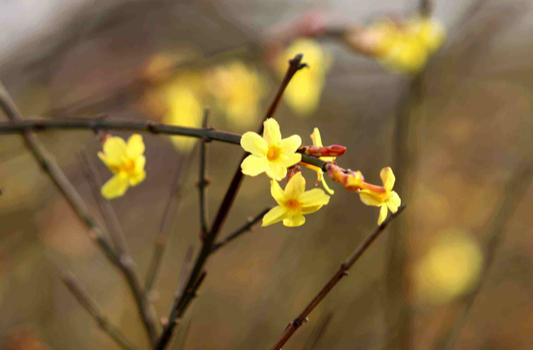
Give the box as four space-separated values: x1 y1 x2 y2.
241 155 268 176
299 188 330 207
262 206 289 227
285 172 305 199
103 137 128 166
278 153 302 168
127 134 145 159
266 162 287 181
283 214 306 227
310 128 323 147
263 118 281 145
320 174 334 195
101 174 129 199
129 170 146 186
279 135 302 154
359 190 382 207
135 155 146 173
378 205 388 225
300 204 323 215
380 167 395 192
271 180 286 205
241 132 268 156
387 191 401 213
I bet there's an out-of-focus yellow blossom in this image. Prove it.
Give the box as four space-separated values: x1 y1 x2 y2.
205 61 267 130
301 128 335 194
98 134 146 199
276 39 332 117
263 172 330 227
358 167 401 225
241 118 302 181
414 230 483 304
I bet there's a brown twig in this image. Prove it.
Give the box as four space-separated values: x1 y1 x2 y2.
269 206 406 350
59 270 142 350
198 109 211 237
211 207 270 253
154 54 306 350
78 151 159 343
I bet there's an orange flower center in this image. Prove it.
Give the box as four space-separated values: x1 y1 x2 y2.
120 160 136 174
285 199 301 211
267 145 281 161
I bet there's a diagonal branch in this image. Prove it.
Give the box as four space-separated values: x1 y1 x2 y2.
269 205 406 350
59 269 143 350
211 207 270 254
0 81 158 343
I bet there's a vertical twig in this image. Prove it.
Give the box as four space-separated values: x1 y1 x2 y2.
59 270 142 350
79 151 159 343
198 109 211 237
154 54 307 350
269 206 406 350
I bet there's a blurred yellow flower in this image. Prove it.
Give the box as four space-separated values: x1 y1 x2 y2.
303 128 335 194
98 134 146 199
414 230 483 304
206 61 267 130
263 172 330 227
359 167 401 225
276 39 332 116
241 118 302 181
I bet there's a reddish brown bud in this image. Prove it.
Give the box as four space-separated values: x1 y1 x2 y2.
300 145 346 158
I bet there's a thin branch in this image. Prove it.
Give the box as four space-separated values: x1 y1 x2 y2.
198 109 211 237
435 161 533 350
59 270 142 350
145 150 196 293
302 312 334 350
269 205 406 350
154 54 306 350
79 151 159 343
211 207 270 253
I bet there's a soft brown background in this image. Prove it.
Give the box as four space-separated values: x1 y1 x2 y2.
1 0 533 349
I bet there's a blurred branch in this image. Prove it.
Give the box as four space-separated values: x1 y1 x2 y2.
198 109 211 238
269 206 406 350
435 160 533 350
59 270 142 350
145 150 196 293
211 208 270 254
154 54 307 350
78 151 159 343
302 312 334 350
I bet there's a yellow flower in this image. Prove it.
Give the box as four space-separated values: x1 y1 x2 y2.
306 128 335 194
276 39 332 117
359 167 401 225
240 118 302 181
98 134 146 199
263 172 330 227
206 61 267 130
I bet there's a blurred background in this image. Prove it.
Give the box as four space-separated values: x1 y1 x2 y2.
1 0 533 349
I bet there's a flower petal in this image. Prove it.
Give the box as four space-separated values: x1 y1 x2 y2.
241 155 268 176
279 135 302 154
299 188 330 207
310 128 323 147
135 155 146 173
278 153 302 168
283 214 306 227
300 204 323 215
129 170 146 186
101 174 129 199
320 174 334 195
387 191 401 213
266 162 287 181
127 134 145 159
378 205 388 225
359 190 382 207
241 132 268 156
271 180 286 205
262 206 289 227
380 167 396 191
285 172 305 199
263 118 281 145
102 137 128 166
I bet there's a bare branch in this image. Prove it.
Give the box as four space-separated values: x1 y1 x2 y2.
269 205 406 350
198 109 211 237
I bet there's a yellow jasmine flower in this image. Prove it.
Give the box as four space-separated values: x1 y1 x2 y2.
263 172 330 227
276 39 332 117
206 61 267 130
240 118 302 181
359 167 401 225
98 134 146 199
304 128 335 194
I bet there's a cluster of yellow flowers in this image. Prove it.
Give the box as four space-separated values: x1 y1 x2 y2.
240 118 401 227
